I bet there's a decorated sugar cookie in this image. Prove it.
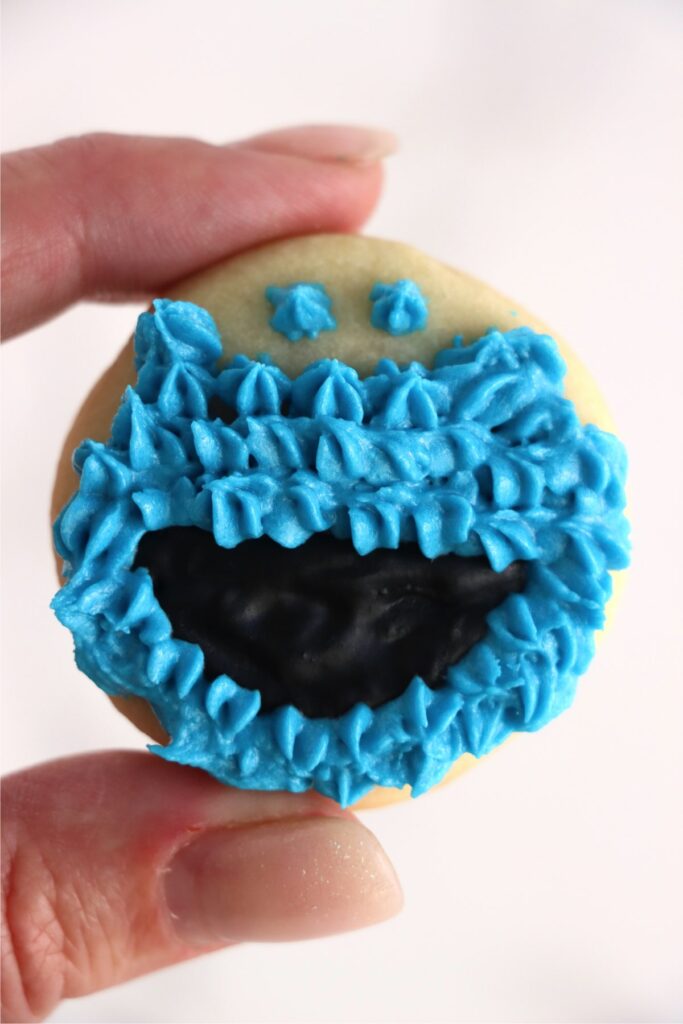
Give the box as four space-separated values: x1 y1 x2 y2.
51 235 630 807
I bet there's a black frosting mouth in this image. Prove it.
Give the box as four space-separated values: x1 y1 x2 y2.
134 527 527 719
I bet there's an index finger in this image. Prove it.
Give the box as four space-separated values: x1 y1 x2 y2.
0 125 395 339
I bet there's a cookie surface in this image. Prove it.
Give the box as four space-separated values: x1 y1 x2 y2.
52 235 629 806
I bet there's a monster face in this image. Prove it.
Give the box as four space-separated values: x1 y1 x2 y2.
52 284 629 806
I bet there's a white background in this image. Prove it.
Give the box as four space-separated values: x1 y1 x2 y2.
2 2 682 1022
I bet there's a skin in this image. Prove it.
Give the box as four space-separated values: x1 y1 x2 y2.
1 126 405 1024
50 233 619 810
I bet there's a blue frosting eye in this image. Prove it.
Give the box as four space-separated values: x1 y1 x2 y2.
370 279 428 335
266 283 336 341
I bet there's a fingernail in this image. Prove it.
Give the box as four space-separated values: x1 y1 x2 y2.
165 816 403 946
239 124 399 165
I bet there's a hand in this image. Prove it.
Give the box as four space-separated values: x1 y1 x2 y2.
1 126 402 1024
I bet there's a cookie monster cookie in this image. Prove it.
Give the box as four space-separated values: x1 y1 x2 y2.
51 235 630 808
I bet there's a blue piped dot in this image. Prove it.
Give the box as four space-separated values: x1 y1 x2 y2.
266 283 336 342
370 279 428 336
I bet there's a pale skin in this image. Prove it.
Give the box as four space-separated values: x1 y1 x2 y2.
1 126 405 1024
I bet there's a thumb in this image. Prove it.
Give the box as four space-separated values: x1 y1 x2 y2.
1 751 402 1023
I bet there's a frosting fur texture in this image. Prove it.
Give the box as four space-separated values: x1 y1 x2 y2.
52 299 630 806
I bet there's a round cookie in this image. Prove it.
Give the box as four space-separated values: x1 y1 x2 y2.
52 234 629 808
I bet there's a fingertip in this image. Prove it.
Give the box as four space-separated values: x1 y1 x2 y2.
1 751 401 1021
338 157 386 232
165 815 403 945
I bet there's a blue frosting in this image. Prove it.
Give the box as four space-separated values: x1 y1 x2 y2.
370 279 428 335
266 283 336 341
52 298 630 806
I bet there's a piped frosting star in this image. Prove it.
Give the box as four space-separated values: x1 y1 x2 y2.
266 283 336 341
370 279 429 335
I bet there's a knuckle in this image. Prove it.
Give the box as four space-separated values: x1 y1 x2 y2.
2 830 67 1023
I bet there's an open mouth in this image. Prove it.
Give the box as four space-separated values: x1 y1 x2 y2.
135 526 527 718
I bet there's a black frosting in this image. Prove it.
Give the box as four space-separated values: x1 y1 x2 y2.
134 527 527 719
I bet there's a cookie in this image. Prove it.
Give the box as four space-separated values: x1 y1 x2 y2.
51 235 630 807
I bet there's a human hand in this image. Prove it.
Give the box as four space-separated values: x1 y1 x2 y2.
1 126 402 1024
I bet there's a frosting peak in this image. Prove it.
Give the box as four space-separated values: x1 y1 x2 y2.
266 283 336 341
370 280 428 335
